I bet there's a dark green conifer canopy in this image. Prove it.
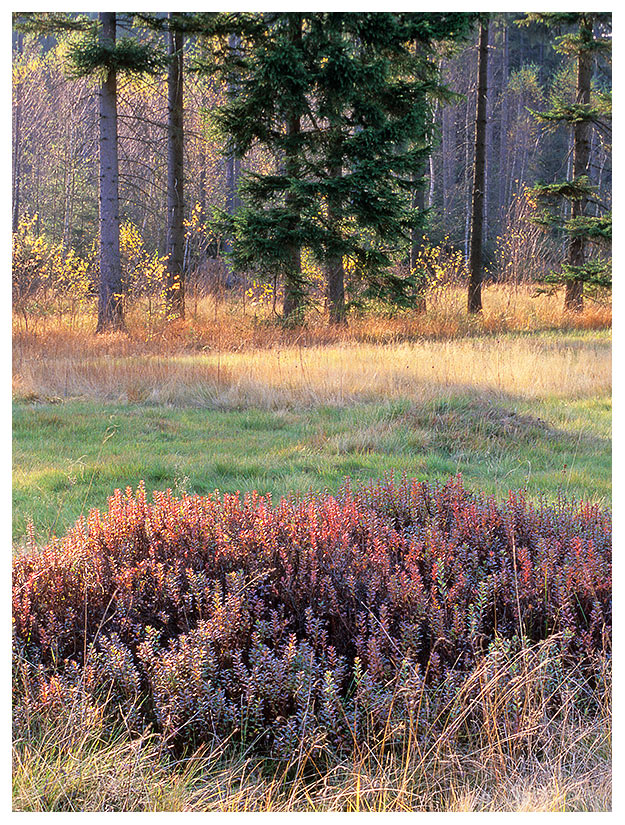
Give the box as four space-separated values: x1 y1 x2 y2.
201 12 475 309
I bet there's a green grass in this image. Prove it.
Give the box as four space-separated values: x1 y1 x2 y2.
12 392 611 546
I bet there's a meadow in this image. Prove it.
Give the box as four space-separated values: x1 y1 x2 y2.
12 286 612 811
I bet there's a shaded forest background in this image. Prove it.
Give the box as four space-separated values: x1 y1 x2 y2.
12 12 612 329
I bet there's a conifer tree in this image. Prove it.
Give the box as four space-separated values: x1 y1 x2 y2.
524 13 611 311
205 12 474 322
16 12 167 331
71 14 166 330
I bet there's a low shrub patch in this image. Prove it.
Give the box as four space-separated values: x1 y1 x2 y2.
13 475 611 756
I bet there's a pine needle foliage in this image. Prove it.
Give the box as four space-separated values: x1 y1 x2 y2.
523 13 612 306
66 30 167 80
201 13 475 315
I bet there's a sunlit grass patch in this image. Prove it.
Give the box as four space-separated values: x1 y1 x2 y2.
12 393 610 546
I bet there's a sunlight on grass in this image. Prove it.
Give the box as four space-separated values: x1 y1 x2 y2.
13 331 610 408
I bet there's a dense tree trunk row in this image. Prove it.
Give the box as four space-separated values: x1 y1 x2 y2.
12 12 611 327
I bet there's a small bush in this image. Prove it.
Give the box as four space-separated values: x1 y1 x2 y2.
13 476 611 755
12 215 94 326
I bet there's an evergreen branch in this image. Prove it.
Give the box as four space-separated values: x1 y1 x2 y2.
66 36 168 79
530 177 595 202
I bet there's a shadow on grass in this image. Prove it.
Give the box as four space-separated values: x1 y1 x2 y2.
12 386 611 547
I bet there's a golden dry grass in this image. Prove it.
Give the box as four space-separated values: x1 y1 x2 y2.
14 336 611 408
14 284 611 353
13 642 611 812
13 286 611 409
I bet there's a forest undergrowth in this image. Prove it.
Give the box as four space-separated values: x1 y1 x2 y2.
13 476 611 812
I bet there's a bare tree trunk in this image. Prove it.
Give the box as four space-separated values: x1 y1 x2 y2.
282 14 304 320
464 81 473 261
498 18 509 222
12 31 23 234
283 112 303 319
484 22 493 254
441 72 451 234
428 100 439 212
468 19 489 314
565 17 592 312
326 153 346 325
410 163 427 267
166 14 185 319
224 155 240 259
223 33 242 284
96 11 124 333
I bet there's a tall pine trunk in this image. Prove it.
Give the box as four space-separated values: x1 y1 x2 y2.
565 18 592 312
409 86 427 277
410 164 426 264
484 22 493 252
498 18 509 226
282 14 304 320
223 33 241 285
166 14 185 319
468 19 489 314
96 11 124 333
326 154 346 324
12 31 23 234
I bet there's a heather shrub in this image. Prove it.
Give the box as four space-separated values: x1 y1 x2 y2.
13 476 611 755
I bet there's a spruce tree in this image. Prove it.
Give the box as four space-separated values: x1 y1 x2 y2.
524 13 611 311
71 14 167 330
205 12 474 322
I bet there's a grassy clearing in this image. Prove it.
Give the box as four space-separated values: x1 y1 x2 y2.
14 326 610 408
12 290 612 811
12 315 612 546
12 392 610 545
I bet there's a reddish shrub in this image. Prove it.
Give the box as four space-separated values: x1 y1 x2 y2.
13 475 611 753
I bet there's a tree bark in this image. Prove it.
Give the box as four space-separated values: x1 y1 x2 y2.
410 163 427 268
464 77 473 262
326 155 346 324
166 14 185 319
565 16 592 312
283 14 304 320
12 31 23 234
428 95 439 211
223 33 241 285
484 22 493 252
96 11 125 333
468 19 489 314
498 19 509 223
441 68 451 234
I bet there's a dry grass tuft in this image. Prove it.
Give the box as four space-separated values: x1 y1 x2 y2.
13 287 611 409
13 643 611 812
